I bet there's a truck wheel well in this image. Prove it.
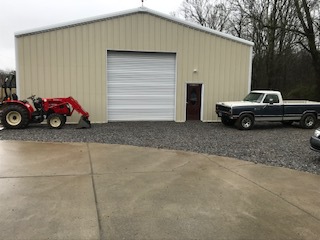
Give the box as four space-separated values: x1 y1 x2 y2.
302 111 316 117
239 112 255 120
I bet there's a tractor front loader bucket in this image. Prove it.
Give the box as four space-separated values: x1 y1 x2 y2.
77 116 91 129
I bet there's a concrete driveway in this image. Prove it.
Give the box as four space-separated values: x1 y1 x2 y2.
0 140 320 240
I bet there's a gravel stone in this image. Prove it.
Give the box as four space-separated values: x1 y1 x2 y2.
0 121 319 175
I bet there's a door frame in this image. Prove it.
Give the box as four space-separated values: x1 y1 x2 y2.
184 83 204 121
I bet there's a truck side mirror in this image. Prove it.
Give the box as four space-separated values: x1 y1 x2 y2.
269 99 274 105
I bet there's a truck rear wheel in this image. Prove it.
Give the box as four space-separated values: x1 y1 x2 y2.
236 114 254 130
300 113 317 129
47 113 65 129
1 104 29 129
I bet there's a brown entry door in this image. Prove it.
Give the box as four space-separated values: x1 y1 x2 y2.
186 84 202 120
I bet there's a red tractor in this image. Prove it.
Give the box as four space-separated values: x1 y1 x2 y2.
0 95 91 129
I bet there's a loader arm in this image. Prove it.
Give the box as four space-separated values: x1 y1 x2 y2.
64 97 90 118
45 96 91 128
65 97 91 128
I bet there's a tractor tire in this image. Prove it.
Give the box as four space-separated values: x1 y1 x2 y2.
1 104 29 129
300 113 317 129
47 113 65 129
236 114 254 130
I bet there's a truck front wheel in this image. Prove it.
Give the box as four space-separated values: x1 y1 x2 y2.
236 114 254 130
300 113 317 129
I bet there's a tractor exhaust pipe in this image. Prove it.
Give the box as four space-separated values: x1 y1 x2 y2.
77 116 91 129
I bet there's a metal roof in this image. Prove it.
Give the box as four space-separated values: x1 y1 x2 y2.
15 7 253 46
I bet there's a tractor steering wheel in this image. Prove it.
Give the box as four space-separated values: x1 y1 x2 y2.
27 95 36 101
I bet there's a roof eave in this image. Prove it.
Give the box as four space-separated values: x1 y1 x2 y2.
15 7 254 47
15 7 143 37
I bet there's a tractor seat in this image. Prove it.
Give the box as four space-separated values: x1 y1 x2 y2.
12 93 18 100
34 97 43 111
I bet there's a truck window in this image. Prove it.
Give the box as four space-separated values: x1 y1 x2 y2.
263 94 279 103
243 93 264 102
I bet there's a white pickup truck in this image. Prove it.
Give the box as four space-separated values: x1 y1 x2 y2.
216 90 320 130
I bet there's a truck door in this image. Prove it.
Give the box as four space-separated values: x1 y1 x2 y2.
256 94 283 121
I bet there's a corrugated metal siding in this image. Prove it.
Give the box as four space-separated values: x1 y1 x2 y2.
16 12 252 123
107 51 176 121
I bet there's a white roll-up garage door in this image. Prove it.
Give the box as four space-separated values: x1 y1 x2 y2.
107 51 176 121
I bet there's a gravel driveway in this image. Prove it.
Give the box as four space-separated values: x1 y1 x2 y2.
1 121 319 175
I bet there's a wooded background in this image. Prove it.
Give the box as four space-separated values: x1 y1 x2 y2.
173 0 320 100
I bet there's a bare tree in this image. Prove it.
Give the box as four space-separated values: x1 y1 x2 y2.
173 0 320 99
230 0 298 89
293 0 320 82
178 0 231 31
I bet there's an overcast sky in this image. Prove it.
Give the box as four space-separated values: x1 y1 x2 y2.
0 0 183 70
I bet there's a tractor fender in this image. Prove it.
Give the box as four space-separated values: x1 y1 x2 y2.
3 101 34 119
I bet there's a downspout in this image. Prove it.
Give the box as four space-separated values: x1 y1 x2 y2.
248 45 253 93
14 35 20 98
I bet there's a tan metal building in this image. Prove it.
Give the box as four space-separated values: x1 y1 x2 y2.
15 7 253 123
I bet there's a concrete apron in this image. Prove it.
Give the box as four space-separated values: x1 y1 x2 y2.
0 140 319 240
